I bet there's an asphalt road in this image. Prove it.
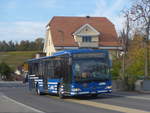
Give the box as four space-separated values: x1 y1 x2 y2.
0 83 150 113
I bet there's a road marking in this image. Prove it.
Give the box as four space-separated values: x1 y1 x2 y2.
47 95 150 113
112 94 150 101
65 99 150 113
47 95 59 99
2 95 45 113
126 96 150 101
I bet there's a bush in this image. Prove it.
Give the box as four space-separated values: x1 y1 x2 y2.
0 62 12 80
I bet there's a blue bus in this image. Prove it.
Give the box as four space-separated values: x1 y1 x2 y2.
27 49 112 98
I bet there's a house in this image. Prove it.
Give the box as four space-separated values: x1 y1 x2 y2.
43 16 122 56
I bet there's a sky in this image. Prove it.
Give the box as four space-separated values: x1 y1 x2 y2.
0 0 132 42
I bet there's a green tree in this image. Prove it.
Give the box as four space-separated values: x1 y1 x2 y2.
35 38 44 51
123 34 146 90
0 62 12 80
8 41 15 51
130 0 150 77
126 35 145 76
111 58 121 80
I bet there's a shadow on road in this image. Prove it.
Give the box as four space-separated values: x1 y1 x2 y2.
68 94 123 100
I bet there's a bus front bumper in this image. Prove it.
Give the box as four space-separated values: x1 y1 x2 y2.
70 89 112 96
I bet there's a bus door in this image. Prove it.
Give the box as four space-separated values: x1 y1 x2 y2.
61 56 72 93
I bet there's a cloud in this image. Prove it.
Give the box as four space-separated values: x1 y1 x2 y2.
2 0 57 10
5 0 17 9
0 21 46 42
36 0 57 8
0 0 57 42
91 0 132 33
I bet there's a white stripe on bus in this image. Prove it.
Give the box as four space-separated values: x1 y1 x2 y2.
34 80 43 82
29 77 39 79
97 90 108 93
29 75 35 77
48 82 58 84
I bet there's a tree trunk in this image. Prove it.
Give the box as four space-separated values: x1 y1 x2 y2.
144 19 150 77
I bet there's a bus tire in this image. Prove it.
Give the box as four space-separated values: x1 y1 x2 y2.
91 94 98 97
36 88 41 95
58 85 64 99
36 84 42 95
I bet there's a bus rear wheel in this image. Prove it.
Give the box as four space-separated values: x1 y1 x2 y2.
36 88 42 95
58 85 64 99
36 84 42 95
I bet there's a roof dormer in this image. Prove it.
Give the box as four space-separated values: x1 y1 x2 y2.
73 24 100 36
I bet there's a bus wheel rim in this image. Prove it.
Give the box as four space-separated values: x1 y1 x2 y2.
37 89 40 95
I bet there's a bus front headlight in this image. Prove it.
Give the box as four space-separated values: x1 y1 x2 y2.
72 88 81 92
106 86 112 89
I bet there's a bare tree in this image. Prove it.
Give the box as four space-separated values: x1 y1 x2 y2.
130 0 150 77
121 10 131 80
123 10 131 52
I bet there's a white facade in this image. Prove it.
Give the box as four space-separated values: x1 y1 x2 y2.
43 26 56 56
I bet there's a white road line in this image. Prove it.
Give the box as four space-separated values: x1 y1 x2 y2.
46 95 150 113
126 96 150 101
66 99 150 113
112 94 150 101
2 95 45 113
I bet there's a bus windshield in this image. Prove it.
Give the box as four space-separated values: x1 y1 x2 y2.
73 59 110 82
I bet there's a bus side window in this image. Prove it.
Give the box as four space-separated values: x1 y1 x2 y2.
53 58 61 79
47 59 54 79
39 61 44 77
47 60 51 78
28 64 31 75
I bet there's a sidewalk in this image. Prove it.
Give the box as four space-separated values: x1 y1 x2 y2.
0 92 43 113
0 81 27 88
113 90 150 95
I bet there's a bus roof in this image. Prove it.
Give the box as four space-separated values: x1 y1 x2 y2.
28 49 108 62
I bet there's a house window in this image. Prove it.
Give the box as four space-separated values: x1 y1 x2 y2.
82 36 92 42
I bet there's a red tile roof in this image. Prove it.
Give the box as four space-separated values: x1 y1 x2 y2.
48 16 121 47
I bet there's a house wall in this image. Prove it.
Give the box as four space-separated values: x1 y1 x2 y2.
43 27 56 56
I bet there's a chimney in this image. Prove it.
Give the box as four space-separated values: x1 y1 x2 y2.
86 16 90 18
